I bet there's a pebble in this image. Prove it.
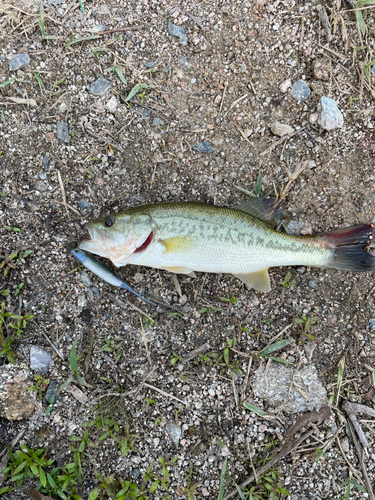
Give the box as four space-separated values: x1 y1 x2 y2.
317 96 344 130
0 55 5 63
153 117 164 126
341 436 350 453
168 21 188 45
98 4 110 15
291 80 311 102
45 380 59 403
313 58 331 81
287 221 313 236
279 79 291 93
57 121 70 143
78 295 88 307
81 270 92 287
92 286 100 298
144 61 156 68
308 280 318 289
43 155 50 169
270 121 294 137
131 468 141 480
77 199 91 210
368 318 375 331
59 102 68 113
30 346 52 374
9 53 30 71
34 180 48 192
309 113 318 125
106 96 118 113
90 77 111 96
193 141 214 153
165 421 182 449
92 24 108 33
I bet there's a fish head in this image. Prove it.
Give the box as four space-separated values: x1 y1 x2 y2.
78 211 154 267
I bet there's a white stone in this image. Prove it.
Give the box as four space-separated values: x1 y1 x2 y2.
106 96 118 113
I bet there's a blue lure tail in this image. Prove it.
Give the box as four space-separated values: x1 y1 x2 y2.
71 248 157 307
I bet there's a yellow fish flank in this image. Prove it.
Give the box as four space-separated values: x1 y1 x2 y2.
78 200 375 292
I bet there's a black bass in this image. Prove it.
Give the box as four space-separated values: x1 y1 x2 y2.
78 199 375 292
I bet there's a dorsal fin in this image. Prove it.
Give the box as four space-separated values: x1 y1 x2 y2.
235 197 282 223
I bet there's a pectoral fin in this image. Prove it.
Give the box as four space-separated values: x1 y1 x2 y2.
163 266 196 277
160 236 193 253
234 269 271 292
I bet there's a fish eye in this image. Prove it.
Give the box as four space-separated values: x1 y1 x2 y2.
104 216 115 228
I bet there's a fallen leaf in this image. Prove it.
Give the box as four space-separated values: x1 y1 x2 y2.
27 490 58 500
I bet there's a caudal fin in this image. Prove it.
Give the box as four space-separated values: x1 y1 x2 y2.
319 224 375 271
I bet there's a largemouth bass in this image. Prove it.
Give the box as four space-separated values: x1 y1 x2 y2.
78 199 375 292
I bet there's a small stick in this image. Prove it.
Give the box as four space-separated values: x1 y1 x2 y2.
336 434 365 487
247 437 257 483
317 5 332 42
35 322 65 360
235 125 252 145
60 286 74 308
140 317 152 367
345 401 375 448
260 126 307 156
219 81 228 115
107 292 155 322
56 200 80 215
240 355 253 399
182 342 211 363
224 429 314 500
347 419 375 500
224 93 248 118
143 382 187 406
57 170 69 217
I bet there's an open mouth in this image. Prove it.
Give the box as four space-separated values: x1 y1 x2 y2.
78 223 108 252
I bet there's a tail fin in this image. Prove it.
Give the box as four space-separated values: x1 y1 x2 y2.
319 224 375 271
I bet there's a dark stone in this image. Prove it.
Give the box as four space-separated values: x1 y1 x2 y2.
131 468 140 480
79 308 92 323
78 199 91 210
43 155 50 169
57 121 70 143
90 77 111 96
144 61 156 68
45 380 59 403
291 80 311 103
9 53 30 71
193 141 214 153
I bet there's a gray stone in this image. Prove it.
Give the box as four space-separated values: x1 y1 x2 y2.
317 96 344 131
131 468 141 480
9 53 30 71
291 80 311 102
43 155 50 169
279 79 291 93
30 346 52 374
179 34 188 46
78 199 91 210
152 117 164 126
368 318 375 331
165 421 182 449
193 141 214 153
92 286 100 298
98 4 110 15
45 380 59 403
81 270 92 287
92 25 108 33
371 65 375 75
90 77 111 96
270 121 294 137
144 61 156 68
253 363 327 414
308 280 318 289
168 21 188 45
48 0 62 4
0 54 5 63
34 180 48 192
286 221 313 236
57 121 69 143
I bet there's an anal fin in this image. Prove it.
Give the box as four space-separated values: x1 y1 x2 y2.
234 269 271 292
163 266 196 277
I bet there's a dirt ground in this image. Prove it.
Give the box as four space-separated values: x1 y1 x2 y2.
1 0 375 499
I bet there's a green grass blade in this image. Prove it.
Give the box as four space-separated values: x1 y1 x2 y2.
259 338 294 356
78 0 85 13
70 340 78 373
33 72 44 91
66 35 100 46
234 483 247 500
114 65 127 85
217 456 228 500
355 5 366 35
39 0 46 37
255 172 262 196
243 402 269 417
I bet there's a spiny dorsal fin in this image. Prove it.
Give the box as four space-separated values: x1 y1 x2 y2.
236 197 282 223
234 269 271 292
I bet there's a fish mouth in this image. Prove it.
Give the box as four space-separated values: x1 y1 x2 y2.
78 223 108 253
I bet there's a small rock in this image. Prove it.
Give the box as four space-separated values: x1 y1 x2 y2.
98 4 110 15
9 53 30 71
59 102 68 113
165 421 182 449
291 80 311 102
193 141 214 153
287 221 313 236
270 121 294 137
168 21 188 45
69 385 89 404
214 94 222 105
78 295 87 308
215 174 223 184
45 380 59 403
144 61 156 68
81 270 92 287
92 24 108 32
0 54 5 63
43 155 50 169
77 199 91 210
368 318 375 331
309 280 318 289
313 58 331 81
0 383 35 420
106 96 118 113
243 128 252 137
131 468 140 480
152 117 164 126
253 363 327 414
341 436 350 453
30 346 52 374
33 180 48 192
92 286 100 298
280 79 291 93
309 113 318 125
57 121 70 143
317 96 344 131
90 77 111 96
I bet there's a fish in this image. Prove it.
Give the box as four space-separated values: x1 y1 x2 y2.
77 198 375 292
71 248 157 307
